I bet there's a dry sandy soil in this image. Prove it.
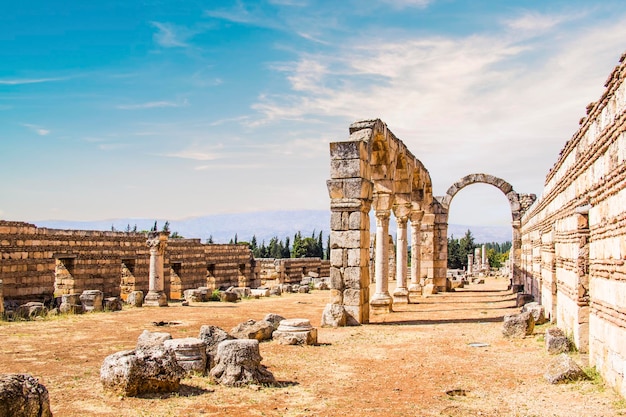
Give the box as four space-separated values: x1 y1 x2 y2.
1 277 625 417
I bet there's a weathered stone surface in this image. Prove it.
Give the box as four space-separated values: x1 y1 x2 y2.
298 285 310 294
521 302 547 325
231 287 251 298
183 289 203 302
210 339 276 386
321 303 348 327
220 291 238 303
136 330 172 350
163 338 207 375
273 319 318 345
80 290 103 312
104 297 122 312
127 291 143 307
16 302 47 319
230 320 274 341
100 346 185 396
263 313 286 331
0 373 52 417
59 294 82 314
545 327 570 355
251 288 270 297
269 286 282 296
544 354 589 384
502 311 535 338
515 293 534 308
198 325 235 369
422 284 436 297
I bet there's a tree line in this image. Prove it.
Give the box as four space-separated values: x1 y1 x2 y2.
223 230 330 260
447 230 511 269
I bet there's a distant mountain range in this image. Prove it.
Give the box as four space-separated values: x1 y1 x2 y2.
34 210 512 245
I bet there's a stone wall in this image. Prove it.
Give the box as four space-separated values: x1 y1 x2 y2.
258 258 330 286
0 221 259 303
521 53 626 397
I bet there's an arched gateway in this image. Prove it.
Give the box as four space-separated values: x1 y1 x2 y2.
324 120 536 326
438 174 537 291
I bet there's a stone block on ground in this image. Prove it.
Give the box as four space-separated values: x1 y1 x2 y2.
422 284 436 297
209 339 276 386
183 289 203 303
16 302 48 320
251 288 270 298
516 293 534 308
59 294 82 314
544 354 589 384
269 286 282 296
231 287 251 298
321 304 347 327
315 281 329 290
230 319 274 341
502 311 535 338
273 318 318 345
136 330 172 350
80 290 104 312
220 291 239 303
100 346 185 396
127 291 143 307
104 297 122 312
163 338 207 375
0 373 52 417
280 284 293 293
521 302 547 325
263 313 286 331
198 325 235 369
545 327 570 354
298 285 310 294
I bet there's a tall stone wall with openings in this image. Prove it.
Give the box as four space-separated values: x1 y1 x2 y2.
257 258 330 286
521 53 626 398
0 221 259 303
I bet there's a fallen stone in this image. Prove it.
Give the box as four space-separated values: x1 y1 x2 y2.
80 290 103 312
136 330 172 350
521 302 547 325
0 373 53 417
251 288 270 298
516 293 534 308
230 320 274 341
220 291 239 303
181 300 189 306
183 289 203 303
269 286 282 296
298 285 310 294
60 293 82 314
422 284 436 297
315 281 329 290
450 280 464 289
280 284 293 293
163 338 207 375
502 311 535 338
127 291 143 307
104 297 122 312
198 325 235 369
16 302 48 320
321 303 347 327
231 287 251 298
291 284 301 292
544 354 589 384
545 327 570 354
263 313 286 331
273 318 317 345
197 287 210 301
210 339 276 386
100 346 185 396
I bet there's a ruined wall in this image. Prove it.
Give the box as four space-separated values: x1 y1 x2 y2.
0 221 259 303
258 258 330 286
521 53 626 397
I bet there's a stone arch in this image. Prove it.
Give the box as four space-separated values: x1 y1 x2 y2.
438 173 536 289
325 119 434 325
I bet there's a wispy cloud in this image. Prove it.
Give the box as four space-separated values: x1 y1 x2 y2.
381 0 433 9
194 163 267 170
151 22 192 48
21 123 50 136
0 77 68 85
503 10 580 34
116 99 189 110
268 0 307 6
163 149 222 161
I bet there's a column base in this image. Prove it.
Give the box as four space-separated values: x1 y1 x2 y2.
144 291 168 307
408 284 422 303
370 293 393 314
392 287 409 304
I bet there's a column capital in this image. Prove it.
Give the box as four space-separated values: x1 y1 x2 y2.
374 209 391 221
410 210 424 223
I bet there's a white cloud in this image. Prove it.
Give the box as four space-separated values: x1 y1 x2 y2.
164 150 221 161
116 99 188 110
151 22 192 48
0 77 68 85
21 123 50 136
381 0 432 9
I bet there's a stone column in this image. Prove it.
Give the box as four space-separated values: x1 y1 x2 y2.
371 209 393 313
392 215 409 304
481 244 487 271
474 247 481 273
408 210 424 303
0 279 4 316
144 231 169 307
511 220 522 289
420 213 436 295
467 254 473 277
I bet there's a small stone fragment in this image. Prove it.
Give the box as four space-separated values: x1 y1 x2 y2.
0 373 53 417
521 302 547 325
321 303 347 327
80 290 104 312
502 311 535 338
210 339 276 386
127 291 143 307
544 354 589 384
198 325 235 369
263 313 286 331
163 338 207 375
545 327 570 354
273 318 318 345
136 330 172 350
230 320 274 341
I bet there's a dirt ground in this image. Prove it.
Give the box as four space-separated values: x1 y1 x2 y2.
1 277 625 417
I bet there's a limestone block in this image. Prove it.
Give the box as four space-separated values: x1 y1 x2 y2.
545 327 570 354
163 338 207 375
183 289 203 302
422 284 436 297
220 291 238 303
230 319 274 341
80 290 103 312
502 312 535 338
329 140 368 161
231 287 251 298
127 291 143 307
521 302 547 325
298 285 309 293
321 303 348 327
269 286 282 296
136 330 172 350
0 373 52 417
250 288 270 297
100 347 184 396
314 281 329 290
516 293 534 307
16 302 47 320
104 297 122 312
544 354 589 384
263 313 286 331
273 319 318 345
198 325 235 369
209 339 276 386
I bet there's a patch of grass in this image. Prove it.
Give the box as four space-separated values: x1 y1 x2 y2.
583 366 604 387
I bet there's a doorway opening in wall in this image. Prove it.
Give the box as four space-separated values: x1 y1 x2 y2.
207 263 216 289
54 256 76 296
170 262 182 300
446 184 513 286
121 259 136 298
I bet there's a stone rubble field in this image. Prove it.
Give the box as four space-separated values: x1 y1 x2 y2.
1 277 625 417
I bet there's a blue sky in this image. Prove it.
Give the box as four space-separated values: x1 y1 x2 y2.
1 0 626 226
